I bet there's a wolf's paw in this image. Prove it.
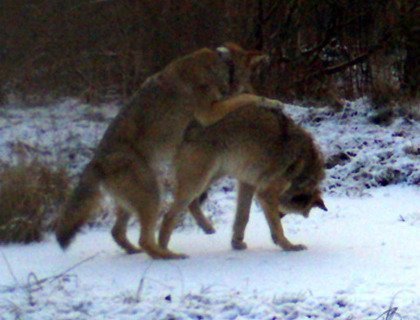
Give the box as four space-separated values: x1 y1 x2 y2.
165 252 189 260
203 224 216 234
283 243 307 251
231 239 248 250
125 247 143 255
151 250 189 260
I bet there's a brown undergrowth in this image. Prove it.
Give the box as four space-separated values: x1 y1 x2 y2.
0 149 70 244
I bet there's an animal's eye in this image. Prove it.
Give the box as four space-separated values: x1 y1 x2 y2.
290 194 310 205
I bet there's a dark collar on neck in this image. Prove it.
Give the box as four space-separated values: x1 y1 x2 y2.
223 57 235 91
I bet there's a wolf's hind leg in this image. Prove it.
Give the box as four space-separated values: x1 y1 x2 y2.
158 201 189 251
159 150 218 251
111 206 142 254
105 154 186 259
188 199 215 234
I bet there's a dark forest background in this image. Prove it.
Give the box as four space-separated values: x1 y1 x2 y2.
0 0 418 107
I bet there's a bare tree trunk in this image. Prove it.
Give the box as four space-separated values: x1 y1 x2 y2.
254 0 264 50
403 41 418 96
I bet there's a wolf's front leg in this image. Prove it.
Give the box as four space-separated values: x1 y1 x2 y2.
257 190 307 252
195 93 278 126
231 182 255 250
258 97 285 110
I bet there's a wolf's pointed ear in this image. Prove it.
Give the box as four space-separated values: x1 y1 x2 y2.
313 197 328 212
217 46 231 62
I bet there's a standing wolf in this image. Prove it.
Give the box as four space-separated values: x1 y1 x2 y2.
158 95 327 256
55 43 268 259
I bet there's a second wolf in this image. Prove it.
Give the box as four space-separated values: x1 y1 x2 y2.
158 95 327 256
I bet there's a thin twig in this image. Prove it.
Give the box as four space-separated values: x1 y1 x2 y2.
46 254 99 285
1 253 98 292
135 260 154 302
1 252 19 287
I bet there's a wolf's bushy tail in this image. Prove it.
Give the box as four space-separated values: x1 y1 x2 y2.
55 164 101 249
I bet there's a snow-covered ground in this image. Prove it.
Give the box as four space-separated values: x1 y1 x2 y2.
0 187 419 319
0 99 419 319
